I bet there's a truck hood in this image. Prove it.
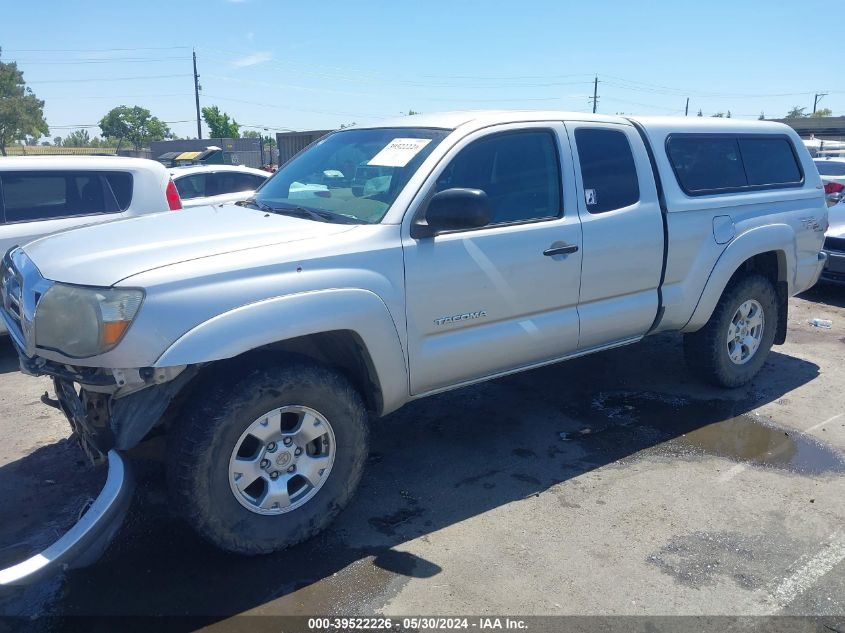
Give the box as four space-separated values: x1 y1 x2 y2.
22 205 357 287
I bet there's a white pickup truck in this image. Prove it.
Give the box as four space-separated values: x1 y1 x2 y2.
0 111 828 584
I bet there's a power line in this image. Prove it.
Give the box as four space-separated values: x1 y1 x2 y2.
201 94 379 119
27 74 192 84
200 49 595 89
602 96 685 113
50 119 195 130
12 57 188 65
47 93 194 100
204 73 571 103
2 46 191 53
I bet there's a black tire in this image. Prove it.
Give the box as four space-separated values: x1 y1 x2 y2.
683 273 778 388
167 360 369 554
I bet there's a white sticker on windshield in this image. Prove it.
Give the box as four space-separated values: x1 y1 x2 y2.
585 188 597 206
368 138 432 167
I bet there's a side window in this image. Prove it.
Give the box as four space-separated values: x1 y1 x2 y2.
738 138 802 186
667 135 803 195
250 174 269 189
574 128 640 214
436 130 561 224
103 172 133 210
174 174 206 200
227 172 261 193
667 137 746 193
0 172 115 223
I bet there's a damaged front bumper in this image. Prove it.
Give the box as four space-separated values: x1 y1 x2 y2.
1 345 195 585
0 450 134 586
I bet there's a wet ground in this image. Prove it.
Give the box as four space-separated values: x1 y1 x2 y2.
0 287 844 630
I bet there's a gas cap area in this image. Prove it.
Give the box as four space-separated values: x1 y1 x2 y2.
712 215 735 244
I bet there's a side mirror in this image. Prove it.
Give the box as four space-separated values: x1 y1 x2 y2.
411 188 491 238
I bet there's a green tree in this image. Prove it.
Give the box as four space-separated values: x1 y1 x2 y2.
811 108 833 118
53 136 62 146
99 105 171 150
712 112 725 118
63 129 91 147
785 106 807 119
0 54 48 156
201 105 240 138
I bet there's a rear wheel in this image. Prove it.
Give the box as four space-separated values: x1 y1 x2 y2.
168 360 369 554
683 273 778 388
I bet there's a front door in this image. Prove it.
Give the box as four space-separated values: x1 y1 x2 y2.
402 123 583 395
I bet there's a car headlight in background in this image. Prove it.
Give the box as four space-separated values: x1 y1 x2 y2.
34 284 144 357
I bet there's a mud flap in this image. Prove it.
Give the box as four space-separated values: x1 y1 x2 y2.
0 450 134 586
775 281 788 345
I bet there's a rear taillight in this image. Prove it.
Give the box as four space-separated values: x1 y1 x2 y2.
166 179 182 210
824 182 845 195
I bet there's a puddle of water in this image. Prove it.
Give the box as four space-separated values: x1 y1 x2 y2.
673 416 844 475
582 392 845 476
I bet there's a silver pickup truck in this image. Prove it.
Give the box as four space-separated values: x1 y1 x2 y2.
0 111 828 584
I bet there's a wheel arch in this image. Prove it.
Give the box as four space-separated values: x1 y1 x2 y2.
682 224 794 335
154 289 409 417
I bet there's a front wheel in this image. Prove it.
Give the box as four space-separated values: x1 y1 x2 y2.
167 361 369 554
683 273 778 388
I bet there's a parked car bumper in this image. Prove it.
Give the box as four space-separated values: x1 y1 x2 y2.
820 248 845 285
0 450 134 586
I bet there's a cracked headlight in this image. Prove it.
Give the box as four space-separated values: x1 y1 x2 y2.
34 284 144 357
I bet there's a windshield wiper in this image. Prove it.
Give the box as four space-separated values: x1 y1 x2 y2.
237 199 366 224
236 199 276 213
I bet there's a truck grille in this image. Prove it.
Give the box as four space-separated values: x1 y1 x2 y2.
0 258 24 336
824 236 845 253
1 249 52 353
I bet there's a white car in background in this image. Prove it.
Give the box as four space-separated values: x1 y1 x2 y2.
813 157 845 284
170 165 269 208
0 155 183 332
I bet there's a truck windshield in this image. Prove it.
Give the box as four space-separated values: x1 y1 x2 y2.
253 127 449 223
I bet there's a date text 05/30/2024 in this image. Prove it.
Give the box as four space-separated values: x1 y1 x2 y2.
307 617 529 630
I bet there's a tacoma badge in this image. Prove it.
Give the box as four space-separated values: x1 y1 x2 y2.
434 311 488 326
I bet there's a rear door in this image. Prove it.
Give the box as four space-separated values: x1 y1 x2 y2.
402 123 583 395
0 170 129 256
565 122 664 349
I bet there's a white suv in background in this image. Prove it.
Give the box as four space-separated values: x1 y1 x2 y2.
0 156 182 331
170 164 269 208
0 157 181 254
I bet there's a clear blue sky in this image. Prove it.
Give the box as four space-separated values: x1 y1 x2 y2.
0 0 837 140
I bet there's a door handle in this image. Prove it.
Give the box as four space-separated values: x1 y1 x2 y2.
543 244 579 257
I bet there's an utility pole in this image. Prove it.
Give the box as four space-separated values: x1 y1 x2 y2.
685 97 689 116
193 49 202 139
813 92 828 114
589 75 599 114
